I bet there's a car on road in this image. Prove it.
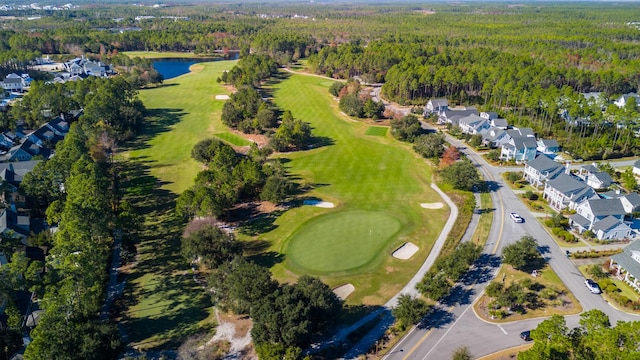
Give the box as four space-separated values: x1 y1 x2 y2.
585 279 602 294
510 212 524 223
520 330 532 341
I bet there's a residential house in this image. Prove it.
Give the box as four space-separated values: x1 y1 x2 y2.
63 56 112 78
614 92 640 108
490 118 509 130
3 138 48 162
609 241 640 292
0 73 27 92
500 136 537 162
523 154 565 188
438 108 478 126
0 207 30 241
621 192 640 214
536 139 560 154
578 164 613 189
582 92 607 110
480 111 498 120
424 98 448 116
591 216 633 240
481 127 509 148
543 173 598 211
570 198 626 233
633 159 640 177
458 114 490 135
0 161 40 203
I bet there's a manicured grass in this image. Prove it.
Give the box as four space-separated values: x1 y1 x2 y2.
245 72 448 304
124 60 238 194
214 131 253 146
474 264 582 322
286 210 402 274
472 192 493 246
364 126 388 136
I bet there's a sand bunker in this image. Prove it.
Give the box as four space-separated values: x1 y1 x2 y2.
392 242 419 260
303 200 335 208
333 284 355 300
420 202 444 209
215 94 230 100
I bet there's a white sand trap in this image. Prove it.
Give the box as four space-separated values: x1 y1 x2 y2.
420 202 444 209
333 284 355 300
392 242 419 260
303 200 335 208
215 94 230 100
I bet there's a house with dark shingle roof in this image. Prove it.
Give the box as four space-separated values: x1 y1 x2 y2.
570 198 627 235
609 241 640 292
481 127 509 148
543 173 598 211
621 193 640 213
438 108 479 126
523 154 565 188
458 114 490 135
424 98 449 116
591 215 632 240
500 136 537 162
614 92 640 108
577 164 613 190
536 139 560 154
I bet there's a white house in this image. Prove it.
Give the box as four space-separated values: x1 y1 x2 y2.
543 173 598 211
438 108 479 126
609 241 640 292
458 114 490 135
1 73 27 92
489 118 509 130
481 127 509 148
523 154 565 188
633 159 640 177
578 164 613 190
424 98 449 116
621 192 640 214
500 136 537 162
614 92 640 108
536 139 560 154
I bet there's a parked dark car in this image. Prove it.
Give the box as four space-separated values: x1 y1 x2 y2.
520 330 532 341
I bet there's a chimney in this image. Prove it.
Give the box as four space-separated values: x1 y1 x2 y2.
565 162 571 175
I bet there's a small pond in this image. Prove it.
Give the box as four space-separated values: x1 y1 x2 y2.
152 52 239 80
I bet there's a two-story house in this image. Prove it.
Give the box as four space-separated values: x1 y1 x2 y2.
578 164 613 190
438 108 479 126
500 136 537 162
609 241 640 292
481 127 509 148
523 154 565 188
458 114 490 135
536 139 560 154
543 172 598 211
614 92 640 108
424 98 449 116
1 73 27 92
569 198 629 240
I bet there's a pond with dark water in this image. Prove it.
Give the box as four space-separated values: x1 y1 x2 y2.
152 53 238 80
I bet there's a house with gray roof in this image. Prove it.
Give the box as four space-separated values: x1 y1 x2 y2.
489 118 508 130
543 173 598 211
609 241 640 293
0 73 27 92
633 159 640 177
424 98 449 116
591 216 632 240
438 108 479 126
614 92 640 108
480 111 498 120
523 154 565 188
458 114 490 135
500 136 537 162
536 139 560 154
578 164 613 189
570 198 626 232
621 192 640 214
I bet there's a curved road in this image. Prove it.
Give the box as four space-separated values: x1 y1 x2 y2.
382 130 640 360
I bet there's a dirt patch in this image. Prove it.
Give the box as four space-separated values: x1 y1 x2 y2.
204 309 256 359
333 284 355 300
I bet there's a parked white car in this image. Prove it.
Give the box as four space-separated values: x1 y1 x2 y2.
585 279 601 294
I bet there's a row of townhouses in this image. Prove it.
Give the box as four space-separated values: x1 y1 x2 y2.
424 98 560 162
0 113 75 162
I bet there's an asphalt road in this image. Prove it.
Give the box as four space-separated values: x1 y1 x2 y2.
383 129 640 360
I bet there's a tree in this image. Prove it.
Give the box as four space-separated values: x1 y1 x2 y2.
413 133 446 159
260 175 293 203
392 294 430 330
329 82 345 97
440 145 461 167
339 93 364 117
391 114 423 142
181 225 243 269
294 275 342 333
468 134 483 148
519 315 571 360
439 159 481 191
416 272 451 301
363 98 385 119
620 168 637 191
502 235 542 271
451 346 473 360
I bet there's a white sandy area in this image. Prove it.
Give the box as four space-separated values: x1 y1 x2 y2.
303 200 335 208
392 242 419 260
203 309 254 359
333 284 355 300
215 94 230 100
420 202 444 209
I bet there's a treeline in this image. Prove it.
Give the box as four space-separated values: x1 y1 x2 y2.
219 54 314 151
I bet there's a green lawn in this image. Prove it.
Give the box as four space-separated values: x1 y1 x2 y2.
364 126 388 136
246 72 448 304
286 210 402 274
124 60 238 194
214 131 253 146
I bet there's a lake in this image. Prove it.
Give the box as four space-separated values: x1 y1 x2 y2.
152 53 239 80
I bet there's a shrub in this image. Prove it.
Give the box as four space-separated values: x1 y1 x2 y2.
488 309 508 319
545 219 554 227
605 284 620 293
598 279 614 289
583 229 595 238
552 227 563 235
505 171 522 183
539 288 558 300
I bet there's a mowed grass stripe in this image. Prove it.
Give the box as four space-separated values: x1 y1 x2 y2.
365 126 388 136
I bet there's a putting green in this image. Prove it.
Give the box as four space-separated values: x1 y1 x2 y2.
286 210 402 273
